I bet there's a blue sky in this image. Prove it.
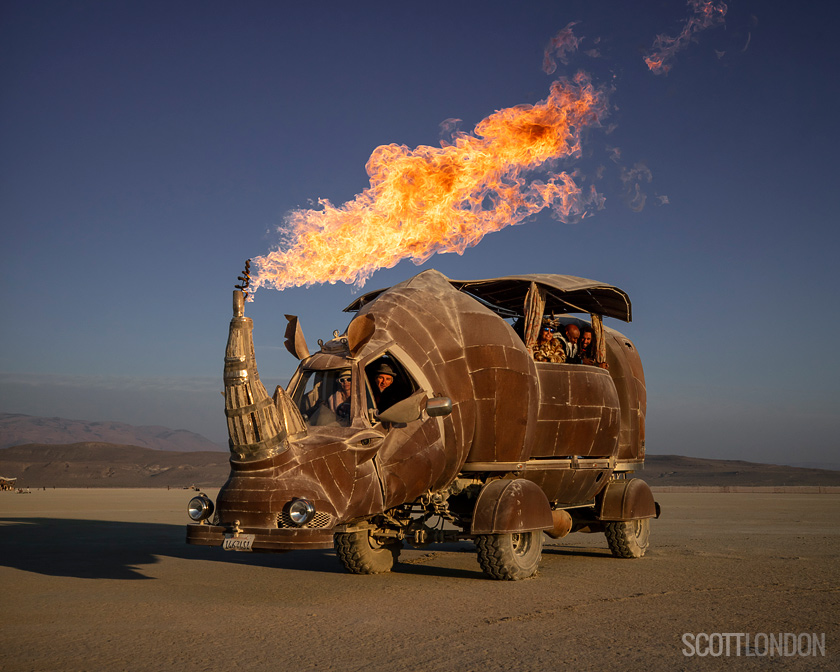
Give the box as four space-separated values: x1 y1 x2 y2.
2 1 838 466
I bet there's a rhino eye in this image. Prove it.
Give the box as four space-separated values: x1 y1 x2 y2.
360 438 372 446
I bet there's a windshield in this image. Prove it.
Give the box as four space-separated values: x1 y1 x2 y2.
292 368 353 428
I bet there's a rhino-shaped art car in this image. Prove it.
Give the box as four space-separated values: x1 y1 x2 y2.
186 269 658 579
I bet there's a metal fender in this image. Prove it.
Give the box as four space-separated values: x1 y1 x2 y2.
596 478 659 521
471 479 554 534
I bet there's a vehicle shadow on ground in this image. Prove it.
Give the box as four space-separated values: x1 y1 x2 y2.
0 517 342 580
394 542 487 580
542 545 613 559
0 517 613 580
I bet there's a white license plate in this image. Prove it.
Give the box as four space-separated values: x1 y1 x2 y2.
222 534 255 552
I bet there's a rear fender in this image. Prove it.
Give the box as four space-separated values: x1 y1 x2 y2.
596 478 659 521
471 478 553 534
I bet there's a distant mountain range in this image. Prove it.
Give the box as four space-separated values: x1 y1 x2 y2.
1 414 838 489
0 443 230 488
641 454 840 487
1 442 838 489
0 413 225 452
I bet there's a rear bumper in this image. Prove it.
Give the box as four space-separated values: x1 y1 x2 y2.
186 523 334 550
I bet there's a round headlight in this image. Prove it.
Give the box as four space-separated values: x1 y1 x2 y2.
188 494 214 522
288 498 316 526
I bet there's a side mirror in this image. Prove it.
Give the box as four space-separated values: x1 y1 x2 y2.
376 393 453 424
377 391 425 424
425 396 453 417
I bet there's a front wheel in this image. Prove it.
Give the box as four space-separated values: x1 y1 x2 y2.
334 529 401 575
475 530 543 580
604 518 650 558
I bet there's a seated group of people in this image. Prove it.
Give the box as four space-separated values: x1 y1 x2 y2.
533 318 604 367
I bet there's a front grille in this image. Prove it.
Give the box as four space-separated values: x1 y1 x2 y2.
276 511 334 529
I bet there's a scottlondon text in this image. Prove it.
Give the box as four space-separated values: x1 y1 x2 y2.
682 632 826 657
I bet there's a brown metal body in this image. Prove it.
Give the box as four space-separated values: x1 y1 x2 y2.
471 479 554 534
596 478 658 521
187 269 652 552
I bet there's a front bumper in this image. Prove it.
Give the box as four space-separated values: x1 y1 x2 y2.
186 523 334 551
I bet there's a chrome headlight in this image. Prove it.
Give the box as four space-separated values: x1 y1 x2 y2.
188 494 214 522
288 498 316 526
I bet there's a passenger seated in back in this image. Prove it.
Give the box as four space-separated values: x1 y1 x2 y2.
533 319 566 363
560 324 581 364
579 327 596 366
578 325 609 369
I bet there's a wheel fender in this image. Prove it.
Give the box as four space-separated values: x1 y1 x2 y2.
471 479 553 534
596 478 658 521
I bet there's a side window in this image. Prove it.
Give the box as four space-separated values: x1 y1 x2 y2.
364 354 417 414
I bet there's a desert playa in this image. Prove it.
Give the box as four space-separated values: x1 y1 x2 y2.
1 488 837 671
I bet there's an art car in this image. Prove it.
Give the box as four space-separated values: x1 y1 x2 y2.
186 269 659 579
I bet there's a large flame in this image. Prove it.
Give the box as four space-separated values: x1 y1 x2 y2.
645 0 727 75
251 73 607 292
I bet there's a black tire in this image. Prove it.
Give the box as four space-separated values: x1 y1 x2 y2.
475 531 543 580
605 518 650 558
334 529 401 574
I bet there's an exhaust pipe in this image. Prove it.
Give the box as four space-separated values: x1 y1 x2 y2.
545 509 573 539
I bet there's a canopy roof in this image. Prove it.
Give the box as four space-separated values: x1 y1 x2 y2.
344 273 632 322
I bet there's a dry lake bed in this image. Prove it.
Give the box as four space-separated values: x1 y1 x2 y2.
1 489 838 671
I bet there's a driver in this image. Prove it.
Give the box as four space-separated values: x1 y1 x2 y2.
327 369 352 420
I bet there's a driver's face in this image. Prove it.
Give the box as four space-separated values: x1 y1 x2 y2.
338 374 351 390
581 332 592 348
376 374 393 393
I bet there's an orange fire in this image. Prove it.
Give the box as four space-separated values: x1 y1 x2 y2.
543 22 581 75
645 0 727 75
251 73 607 292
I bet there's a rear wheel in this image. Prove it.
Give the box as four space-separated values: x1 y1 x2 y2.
475 530 543 580
334 529 401 574
605 518 650 558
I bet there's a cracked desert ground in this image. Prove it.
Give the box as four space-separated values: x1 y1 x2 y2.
1 490 837 671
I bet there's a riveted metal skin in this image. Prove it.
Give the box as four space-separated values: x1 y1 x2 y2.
596 478 658 521
187 269 657 568
471 479 554 534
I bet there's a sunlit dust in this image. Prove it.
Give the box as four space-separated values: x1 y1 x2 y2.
251 73 608 292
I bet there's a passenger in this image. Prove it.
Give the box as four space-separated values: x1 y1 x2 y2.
327 369 352 420
579 325 608 369
562 324 581 364
533 319 566 363
579 327 596 366
372 361 400 411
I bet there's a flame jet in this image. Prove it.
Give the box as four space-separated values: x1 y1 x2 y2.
250 75 607 292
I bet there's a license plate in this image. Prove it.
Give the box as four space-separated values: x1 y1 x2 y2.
222 534 255 552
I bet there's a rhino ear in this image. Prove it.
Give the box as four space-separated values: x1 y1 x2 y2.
283 315 310 360
347 314 375 357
